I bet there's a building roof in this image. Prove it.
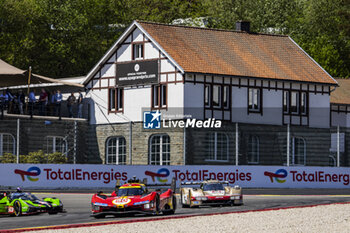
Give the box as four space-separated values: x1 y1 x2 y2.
330 78 350 105
138 21 337 85
83 21 337 86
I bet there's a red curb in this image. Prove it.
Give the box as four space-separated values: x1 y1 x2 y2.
2 201 350 233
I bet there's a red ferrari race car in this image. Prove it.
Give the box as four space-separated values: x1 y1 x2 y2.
91 177 176 218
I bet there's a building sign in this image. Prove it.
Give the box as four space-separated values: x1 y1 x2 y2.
2 164 350 189
116 60 158 86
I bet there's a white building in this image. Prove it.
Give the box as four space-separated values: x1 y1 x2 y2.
77 21 348 166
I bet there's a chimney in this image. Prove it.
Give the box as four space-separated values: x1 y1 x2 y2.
236 21 250 33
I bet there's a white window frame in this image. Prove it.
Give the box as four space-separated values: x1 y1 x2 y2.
0 133 15 155
248 88 261 112
247 135 259 164
106 136 126 165
283 90 289 113
223 85 230 109
204 84 211 107
291 91 299 114
284 91 308 115
149 134 170 165
133 43 144 60
212 85 222 108
46 136 68 156
301 92 307 115
109 88 123 112
205 132 229 162
292 137 306 166
152 85 167 109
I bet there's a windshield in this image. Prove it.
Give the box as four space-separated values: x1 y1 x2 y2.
10 192 39 201
117 187 144 196
202 183 225 191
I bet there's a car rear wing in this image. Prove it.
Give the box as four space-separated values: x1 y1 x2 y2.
180 181 230 186
143 177 177 191
115 177 177 192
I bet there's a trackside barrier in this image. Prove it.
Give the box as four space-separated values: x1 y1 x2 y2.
1 164 350 189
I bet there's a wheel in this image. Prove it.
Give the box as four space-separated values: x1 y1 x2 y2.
13 200 22 217
94 214 105 219
172 195 177 211
48 211 58 215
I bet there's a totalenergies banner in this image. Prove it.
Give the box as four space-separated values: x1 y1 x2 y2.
1 164 350 189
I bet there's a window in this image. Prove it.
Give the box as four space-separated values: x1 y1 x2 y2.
206 132 229 161
301 92 307 114
283 91 289 113
46 136 67 156
152 84 167 109
291 91 298 113
204 85 230 109
248 88 261 112
212 85 221 108
204 85 211 107
223 86 229 109
283 91 308 115
133 43 144 60
149 134 170 165
292 137 306 165
108 88 123 112
248 136 259 164
106 137 126 165
0 133 15 155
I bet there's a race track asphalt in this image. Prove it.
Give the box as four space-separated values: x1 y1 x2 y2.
1 189 350 231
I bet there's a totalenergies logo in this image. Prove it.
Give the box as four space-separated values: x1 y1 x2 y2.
264 169 288 183
14 167 41 182
145 168 170 183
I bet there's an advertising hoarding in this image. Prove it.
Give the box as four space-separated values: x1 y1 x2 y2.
2 164 350 189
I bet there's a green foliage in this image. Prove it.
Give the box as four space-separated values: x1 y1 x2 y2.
0 0 348 78
0 150 67 164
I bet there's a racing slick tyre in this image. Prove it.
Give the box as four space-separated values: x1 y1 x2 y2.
163 195 176 215
48 210 58 215
13 200 22 217
153 194 161 215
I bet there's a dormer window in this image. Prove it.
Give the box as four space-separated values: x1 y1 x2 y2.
133 43 144 60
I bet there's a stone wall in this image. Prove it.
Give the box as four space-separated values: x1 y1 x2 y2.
90 121 184 165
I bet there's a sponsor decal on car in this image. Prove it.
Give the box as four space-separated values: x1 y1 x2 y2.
112 198 131 205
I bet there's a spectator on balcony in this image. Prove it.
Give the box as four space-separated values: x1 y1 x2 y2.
39 88 48 116
67 92 76 118
55 90 63 117
5 89 13 113
17 90 25 115
28 90 36 116
0 91 4 115
77 91 84 118
49 90 56 116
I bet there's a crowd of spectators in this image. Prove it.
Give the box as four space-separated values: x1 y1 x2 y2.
0 88 84 118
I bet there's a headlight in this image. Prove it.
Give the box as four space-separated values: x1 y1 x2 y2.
201 197 207 201
230 196 236 200
144 203 150 209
